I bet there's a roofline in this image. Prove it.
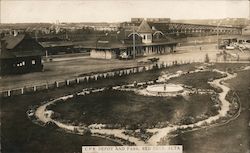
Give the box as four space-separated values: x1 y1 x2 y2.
88 41 178 50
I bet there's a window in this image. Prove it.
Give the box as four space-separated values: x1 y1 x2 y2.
17 61 25 67
147 34 152 40
32 60 36 65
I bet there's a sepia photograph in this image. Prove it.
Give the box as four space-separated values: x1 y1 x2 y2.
0 0 250 153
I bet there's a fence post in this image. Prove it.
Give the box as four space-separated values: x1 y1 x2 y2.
56 82 59 88
21 88 24 94
33 86 36 91
8 90 11 97
76 78 80 84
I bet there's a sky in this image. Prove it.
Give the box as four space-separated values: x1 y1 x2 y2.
0 0 249 23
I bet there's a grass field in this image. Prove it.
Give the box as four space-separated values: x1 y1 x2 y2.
168 71 224 90
49 90 214 128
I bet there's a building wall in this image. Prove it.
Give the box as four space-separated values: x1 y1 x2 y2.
140 33 152 44
142 45 173 56
90 49 116 59
90 44 176 60
0 56 43 75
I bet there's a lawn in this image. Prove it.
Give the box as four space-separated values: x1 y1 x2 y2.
168 71 224 90
49 90 215 128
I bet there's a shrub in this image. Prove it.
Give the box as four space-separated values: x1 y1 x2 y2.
204 53 210 63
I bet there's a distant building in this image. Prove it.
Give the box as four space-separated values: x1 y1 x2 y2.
242 25 250 35
131 18 144 23
146 18 171 23
131 18 171 23
90 20 177 59
0 34 44 75
124 18 241 37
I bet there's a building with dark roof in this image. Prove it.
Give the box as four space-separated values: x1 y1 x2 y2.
0 34 45 75
90 20 178 59
39 41 74 55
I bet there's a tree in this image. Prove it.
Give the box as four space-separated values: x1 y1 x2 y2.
204 53 210 63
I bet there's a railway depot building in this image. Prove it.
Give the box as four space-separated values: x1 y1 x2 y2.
90 20 178 59
0 34 44 75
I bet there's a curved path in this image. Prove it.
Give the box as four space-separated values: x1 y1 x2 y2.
147 69 237 145
34 68 237 146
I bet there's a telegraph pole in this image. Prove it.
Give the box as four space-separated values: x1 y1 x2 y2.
217 21 222 51
133 24 136 59
249 0 250 20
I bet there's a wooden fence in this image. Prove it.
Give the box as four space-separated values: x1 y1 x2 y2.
0 59 198 98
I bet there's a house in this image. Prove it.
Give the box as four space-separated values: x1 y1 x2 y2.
0 34 45 75
90 20 178 59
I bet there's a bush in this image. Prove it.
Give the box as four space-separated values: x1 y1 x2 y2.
204 54 210 63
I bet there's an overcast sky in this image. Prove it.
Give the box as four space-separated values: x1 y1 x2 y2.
1 0 249 23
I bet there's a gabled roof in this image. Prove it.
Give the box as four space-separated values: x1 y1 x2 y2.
2 34 26 49
1 34 44 59
137 20 153 33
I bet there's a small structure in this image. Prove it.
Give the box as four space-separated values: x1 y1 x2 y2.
146 84 184 95
0 34 45 75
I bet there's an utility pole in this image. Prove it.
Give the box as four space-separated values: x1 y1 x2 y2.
249 0 250 20
133 24 136 59
217 21 222 52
